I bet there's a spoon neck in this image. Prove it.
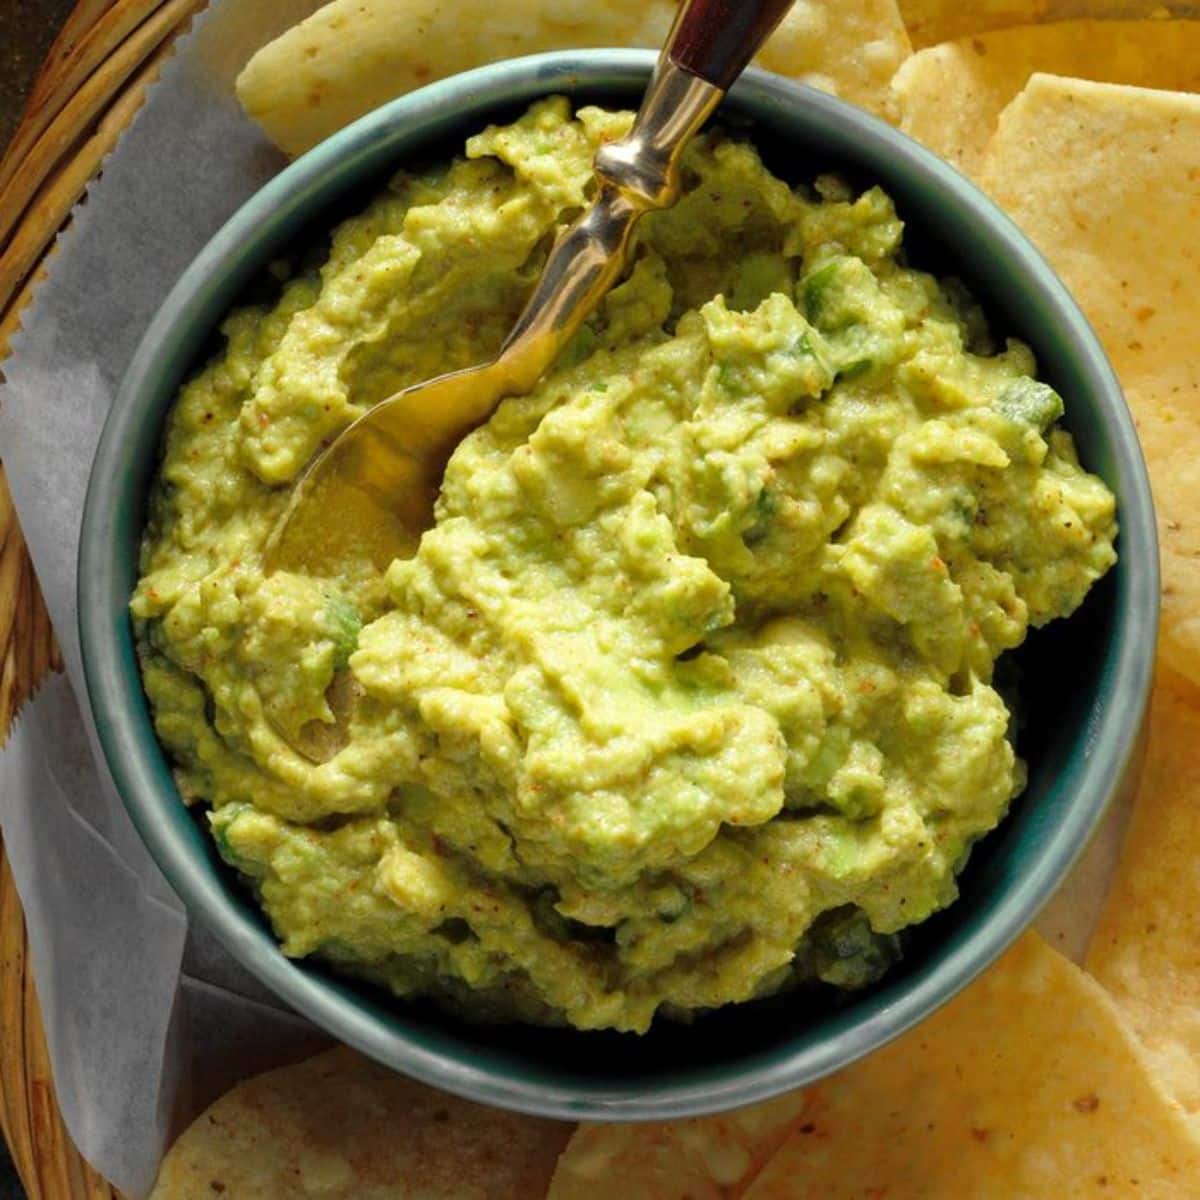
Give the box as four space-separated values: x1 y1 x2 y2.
593 59 724 213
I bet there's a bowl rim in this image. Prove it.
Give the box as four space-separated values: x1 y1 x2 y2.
78 47 1160 1121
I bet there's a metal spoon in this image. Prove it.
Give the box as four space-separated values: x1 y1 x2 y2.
264 0 797 577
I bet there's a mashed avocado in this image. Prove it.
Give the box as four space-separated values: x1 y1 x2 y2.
132 98 1117 1033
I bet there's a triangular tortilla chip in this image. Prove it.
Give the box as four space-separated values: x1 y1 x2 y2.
549 1091 810 1200
743 934 1200 1198
1125 387 1200 680
236 0 912 157
893 20 1200 177
150 1046 571 1198
898 0 1053 46
898 1 1200 47
1088 673 1200 1115
754 0 912 121
979 74 1200 685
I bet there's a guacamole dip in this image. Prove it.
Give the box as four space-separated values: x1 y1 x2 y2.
132 99 1117 1033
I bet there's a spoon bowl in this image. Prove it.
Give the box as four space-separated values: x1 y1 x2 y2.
264 363 501 575
264 0 791 577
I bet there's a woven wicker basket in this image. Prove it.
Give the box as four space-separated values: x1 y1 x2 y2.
0 1 205 1194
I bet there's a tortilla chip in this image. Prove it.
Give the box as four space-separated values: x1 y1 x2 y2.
892 20 1200 177
898 0 1053 46
753 0 912 119
743 933 1200 1198
898 1 1198 46
235 0 912 157
549 1091 810 1200
1046 0 1200 13
149 1046 571 1198
978 74 1200 685
1127 389 1200 683
1087 675 1200 1115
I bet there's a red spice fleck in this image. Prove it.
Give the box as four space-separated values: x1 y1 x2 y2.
1073 1094 1100 1113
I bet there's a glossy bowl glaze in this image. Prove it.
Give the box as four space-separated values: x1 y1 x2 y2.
79 50 1159 1121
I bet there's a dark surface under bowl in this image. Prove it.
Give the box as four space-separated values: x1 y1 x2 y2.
79 50 1159 1122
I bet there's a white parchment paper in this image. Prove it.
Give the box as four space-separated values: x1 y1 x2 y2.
0 1 1136 1193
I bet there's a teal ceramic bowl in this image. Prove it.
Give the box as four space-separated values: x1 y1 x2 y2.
79 49 1159 1121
